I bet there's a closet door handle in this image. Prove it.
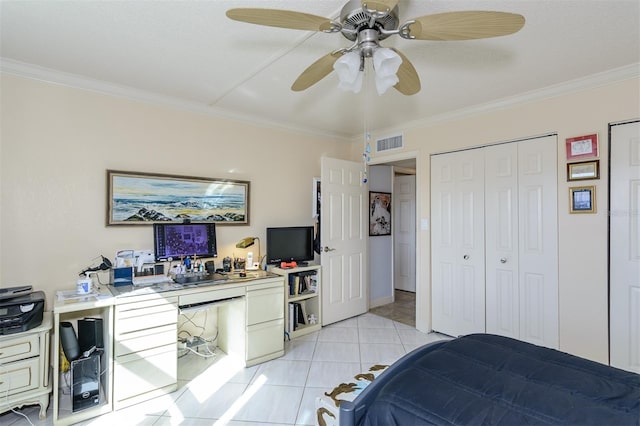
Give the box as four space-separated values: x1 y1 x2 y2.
323 246 336 252
500 258 507 264
463 254 469 260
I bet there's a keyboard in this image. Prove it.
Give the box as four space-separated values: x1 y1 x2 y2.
132 275 172 286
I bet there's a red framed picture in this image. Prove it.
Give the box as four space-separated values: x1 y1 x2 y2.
566 134 598 160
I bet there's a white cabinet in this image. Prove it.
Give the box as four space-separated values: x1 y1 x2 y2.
245 281 285 365
431 135 558 348
113 294 178 409
53 290 114 426
273 265 321 339
0 312 51 420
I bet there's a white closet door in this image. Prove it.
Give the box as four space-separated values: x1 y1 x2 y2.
431 149 485 336
517 135 558 348
610 120 640 373
485 136 558 347
485 143 520 339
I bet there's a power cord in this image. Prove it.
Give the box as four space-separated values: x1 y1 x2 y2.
1 376 35 426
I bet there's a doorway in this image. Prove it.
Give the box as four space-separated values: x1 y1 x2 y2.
367 156 417 327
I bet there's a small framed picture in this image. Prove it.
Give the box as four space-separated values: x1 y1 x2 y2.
567 160 600 181
566 133 598 160
569 186 596 214
369 191 391 236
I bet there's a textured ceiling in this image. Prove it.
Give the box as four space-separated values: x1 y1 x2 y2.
1 0 639 139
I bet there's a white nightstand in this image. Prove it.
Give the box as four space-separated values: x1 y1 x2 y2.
0 312 52 420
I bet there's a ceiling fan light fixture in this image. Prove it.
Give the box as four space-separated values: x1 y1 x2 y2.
373 47 401 94
334 51 364 93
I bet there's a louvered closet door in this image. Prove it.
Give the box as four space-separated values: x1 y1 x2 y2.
431 149 485 337
485 135 558 349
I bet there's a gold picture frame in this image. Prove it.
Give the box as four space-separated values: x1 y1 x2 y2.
567 160 600 181
107 170 250 225
569 185 596 214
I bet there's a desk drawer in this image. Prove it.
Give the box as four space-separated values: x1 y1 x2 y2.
246 318 284 361
114 345 176 402
115 324 177 357
0 357 39 396
179 286 245 307
115 302 177 335
246 286 284 326
0 333 39 363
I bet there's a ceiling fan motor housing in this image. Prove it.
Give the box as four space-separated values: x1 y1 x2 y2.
340 0 399 42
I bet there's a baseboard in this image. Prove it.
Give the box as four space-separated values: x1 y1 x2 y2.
369 295 394 309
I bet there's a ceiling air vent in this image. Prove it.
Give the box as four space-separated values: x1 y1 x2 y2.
376 134 403 153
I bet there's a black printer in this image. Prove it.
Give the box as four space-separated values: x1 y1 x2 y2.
0 286 45 335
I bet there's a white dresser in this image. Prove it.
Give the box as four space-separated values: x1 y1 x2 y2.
0 312 52 419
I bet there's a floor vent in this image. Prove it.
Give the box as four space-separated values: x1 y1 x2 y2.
376 134 403 152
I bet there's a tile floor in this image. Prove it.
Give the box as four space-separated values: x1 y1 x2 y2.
1 312 447 426
368 289 415 327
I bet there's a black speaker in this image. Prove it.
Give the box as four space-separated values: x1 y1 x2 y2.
71 352 101 412
60 321 80 361
78 318 103 353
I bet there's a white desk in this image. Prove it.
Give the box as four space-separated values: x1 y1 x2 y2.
52 273 284 425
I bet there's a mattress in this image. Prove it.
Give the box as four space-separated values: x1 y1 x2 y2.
340 334 640 425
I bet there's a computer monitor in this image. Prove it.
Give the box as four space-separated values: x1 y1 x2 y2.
266 226 314 265
153 223 217 261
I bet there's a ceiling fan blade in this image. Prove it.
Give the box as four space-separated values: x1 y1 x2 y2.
408 11 525 41
291 52 342 92
391 49 420 96
361 0 399 12
226 8 334 32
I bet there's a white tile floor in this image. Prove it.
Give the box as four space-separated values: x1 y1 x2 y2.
0 313 448 426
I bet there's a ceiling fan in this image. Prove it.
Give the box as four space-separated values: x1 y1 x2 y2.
226 0 525 96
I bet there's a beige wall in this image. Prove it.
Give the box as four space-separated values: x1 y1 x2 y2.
0 74 351 308
367 77 640 363
3 71 639 364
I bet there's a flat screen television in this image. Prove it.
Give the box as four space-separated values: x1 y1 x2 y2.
153 223 217 261
266 226 314 265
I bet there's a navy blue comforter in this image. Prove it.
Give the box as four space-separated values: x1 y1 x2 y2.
354 334 639 425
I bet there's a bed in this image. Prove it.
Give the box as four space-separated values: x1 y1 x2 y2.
338 334 640 426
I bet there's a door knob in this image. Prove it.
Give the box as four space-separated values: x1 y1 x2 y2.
323 246 336 252
463 254 469 260
500 258 507 264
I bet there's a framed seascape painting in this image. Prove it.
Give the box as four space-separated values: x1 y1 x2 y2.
107 170 250 225
369 191 392 236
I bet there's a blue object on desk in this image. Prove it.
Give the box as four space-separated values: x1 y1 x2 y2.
111 267 133 287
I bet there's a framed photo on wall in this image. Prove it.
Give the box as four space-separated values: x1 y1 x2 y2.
566 133 598 161
569 185 596 214
567 160 599 181
107 170 250 225
369 191 391 236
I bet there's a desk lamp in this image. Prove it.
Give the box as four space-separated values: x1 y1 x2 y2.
236 237 261 270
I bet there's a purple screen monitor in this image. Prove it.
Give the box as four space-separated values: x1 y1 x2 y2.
153 223 217 261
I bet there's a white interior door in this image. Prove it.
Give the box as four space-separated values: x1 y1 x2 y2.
610 120 640 373
484 136 558 348
431 149 485 337
320 157 368 325
393 174 416 292
485 143 520 339
516 135 558 348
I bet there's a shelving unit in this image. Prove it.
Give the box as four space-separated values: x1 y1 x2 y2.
53 287 114 426
272 265 321 338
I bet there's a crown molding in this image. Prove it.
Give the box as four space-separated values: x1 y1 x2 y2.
0 58 352 142
370 62 640 138
3 58 637 142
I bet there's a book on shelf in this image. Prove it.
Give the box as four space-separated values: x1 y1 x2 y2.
288 301 310 331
